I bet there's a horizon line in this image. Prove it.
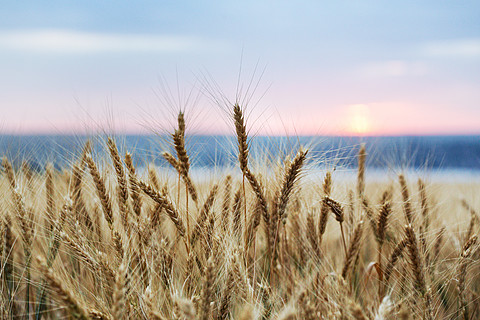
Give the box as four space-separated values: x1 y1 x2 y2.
1 132 480 138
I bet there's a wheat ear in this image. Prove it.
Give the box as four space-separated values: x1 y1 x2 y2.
432 227 445 268
457 234 477 320
377 197 391 296
163 151 198 205
342 221 364 279
233 104 250 244
45 163 56 231
172 132 197 203
318 172 332 245
112 260 127 320
85 153 114 228
3 213 16 314
221 175 232 233
137 180 186 237
276 149 308 224
107 138 130 233
277 306 296 320
36 256 89 319
2 157 16 189
11 186 34 317
232 186 243 241
233 104 249 172
190 184 218 246
405 225 432 320
399 175 413 224
79 139 92 167
148 165 161 190
349 299 368 320
324 196 348 257
418 179 429 231
199 257 215 320
306 210 321 259
245 168 269 227
357 143 366 199
405 225 426 294
270 149 308 271
217 264 235 320
174 297 196 319
35 198 72 319
70 163 89 227
384 238 407 284
125 152 143 217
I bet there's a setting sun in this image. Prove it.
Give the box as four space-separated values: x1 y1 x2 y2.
348 104 372 135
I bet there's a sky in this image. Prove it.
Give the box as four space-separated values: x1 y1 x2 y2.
0 1 479 136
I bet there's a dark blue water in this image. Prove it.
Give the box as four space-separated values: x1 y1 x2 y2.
1 135 479 172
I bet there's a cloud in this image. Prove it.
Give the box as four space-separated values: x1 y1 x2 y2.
357 60 428 77
420 38 480 58
0 29 219 54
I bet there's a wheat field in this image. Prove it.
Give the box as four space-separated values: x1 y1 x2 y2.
0 107 479 320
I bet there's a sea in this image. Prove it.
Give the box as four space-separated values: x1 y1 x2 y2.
1 135 479 182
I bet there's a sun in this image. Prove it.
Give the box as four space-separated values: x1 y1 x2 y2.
347 104 372 135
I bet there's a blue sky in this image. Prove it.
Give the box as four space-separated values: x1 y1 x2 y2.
1 1 479 135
